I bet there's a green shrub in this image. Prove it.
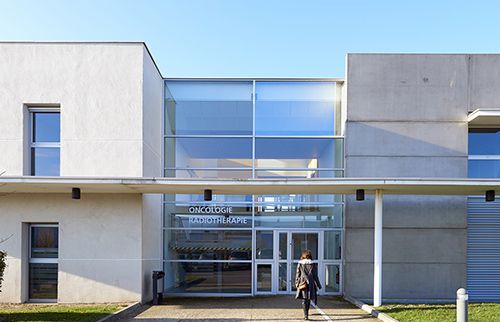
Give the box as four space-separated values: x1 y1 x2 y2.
0 250 6 292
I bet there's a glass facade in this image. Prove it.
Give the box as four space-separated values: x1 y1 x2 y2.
163 79 343 295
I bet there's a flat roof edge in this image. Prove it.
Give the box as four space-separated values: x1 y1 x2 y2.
164 77 344 82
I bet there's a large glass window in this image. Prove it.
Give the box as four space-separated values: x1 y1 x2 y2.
255 82 337 136
165 137 253 169
29 225 58 300
30 109 60 176
164 261 252 294
163 80 344 295
165 81 253 136
164 230 252 261
254 205 343 228
164 80 343 179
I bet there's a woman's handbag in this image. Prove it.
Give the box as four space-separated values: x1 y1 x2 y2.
298 280 308 290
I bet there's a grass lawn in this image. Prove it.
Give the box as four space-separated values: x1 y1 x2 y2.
378 303 500 322
0 303 127 322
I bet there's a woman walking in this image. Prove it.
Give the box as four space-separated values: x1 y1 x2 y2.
295 250 322 320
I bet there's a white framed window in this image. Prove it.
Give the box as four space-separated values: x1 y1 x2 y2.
29 224 59 301
29 107 60 176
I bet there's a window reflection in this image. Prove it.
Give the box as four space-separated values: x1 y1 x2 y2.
255 138 343 170
31 148 60 176
164 230 252 260
254 205 343 228
256 82 336 136
469 160 500 178
469 129 500 155
165 262 251 294
165 81 253 135
165 137 252 169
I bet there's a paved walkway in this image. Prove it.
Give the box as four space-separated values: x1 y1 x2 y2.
122 296 377 321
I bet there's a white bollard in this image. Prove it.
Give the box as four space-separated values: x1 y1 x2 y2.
456 288 468 322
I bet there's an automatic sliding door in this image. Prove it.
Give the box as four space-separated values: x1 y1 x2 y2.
291 232 319 293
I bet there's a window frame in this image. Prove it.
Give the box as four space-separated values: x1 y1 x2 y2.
29 107 61 176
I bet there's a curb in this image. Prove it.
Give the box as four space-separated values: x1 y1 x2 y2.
96 302 142 322
344 296 399 322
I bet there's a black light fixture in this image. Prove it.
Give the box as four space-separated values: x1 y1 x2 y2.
356 189 365 201
72 187 81 200
486 190 495 202
204 189 212 201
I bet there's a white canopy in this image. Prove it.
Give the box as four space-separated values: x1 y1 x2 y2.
1 176 500 195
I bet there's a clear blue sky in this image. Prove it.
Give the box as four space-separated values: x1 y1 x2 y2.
0 0 499 77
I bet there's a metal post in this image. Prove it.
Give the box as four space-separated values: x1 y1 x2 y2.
152 272 158 305
457 288 468 322
373 189 383 307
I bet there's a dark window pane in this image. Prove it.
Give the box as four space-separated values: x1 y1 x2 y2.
469 130 500 155
324 231 342 260
256 82 336 136
164 262 251 294
292 232 318 260
31 227 58 258
257 264 272 292
256 231 273 259
255 138 343 169
165 137 252 169
31 148 60 176
165 81 253 135
33 112 60 142
469 160 500 178
164 230 252 260
325 265 340 293
29 263 58 299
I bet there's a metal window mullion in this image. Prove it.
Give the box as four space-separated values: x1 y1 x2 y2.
164 259 252 263
28 107 60 112
164 227 253 231
468 155 500 160
164 135 253 138
253 167 343 171
254 135 344 139
29 258 58 264
164 167 252 170
31 142 60 148
252 80 256 179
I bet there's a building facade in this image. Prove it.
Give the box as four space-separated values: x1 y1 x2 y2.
0 43 499 304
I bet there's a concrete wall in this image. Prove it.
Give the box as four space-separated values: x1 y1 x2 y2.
0 194 143 303
140 47 164 302
0 43 164 303
345 54 470 301
0 43 146 177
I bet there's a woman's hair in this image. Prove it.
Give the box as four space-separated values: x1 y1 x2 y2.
300 249 313 260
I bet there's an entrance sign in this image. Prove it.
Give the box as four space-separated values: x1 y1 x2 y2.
187 205 248 225
188 206 233 214
188 215 248 225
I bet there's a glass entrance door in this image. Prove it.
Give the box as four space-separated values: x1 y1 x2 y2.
254 229 341 295
274 231 319 295
290 232 319 294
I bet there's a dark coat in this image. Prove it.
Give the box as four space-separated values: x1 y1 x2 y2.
295 259 321 304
